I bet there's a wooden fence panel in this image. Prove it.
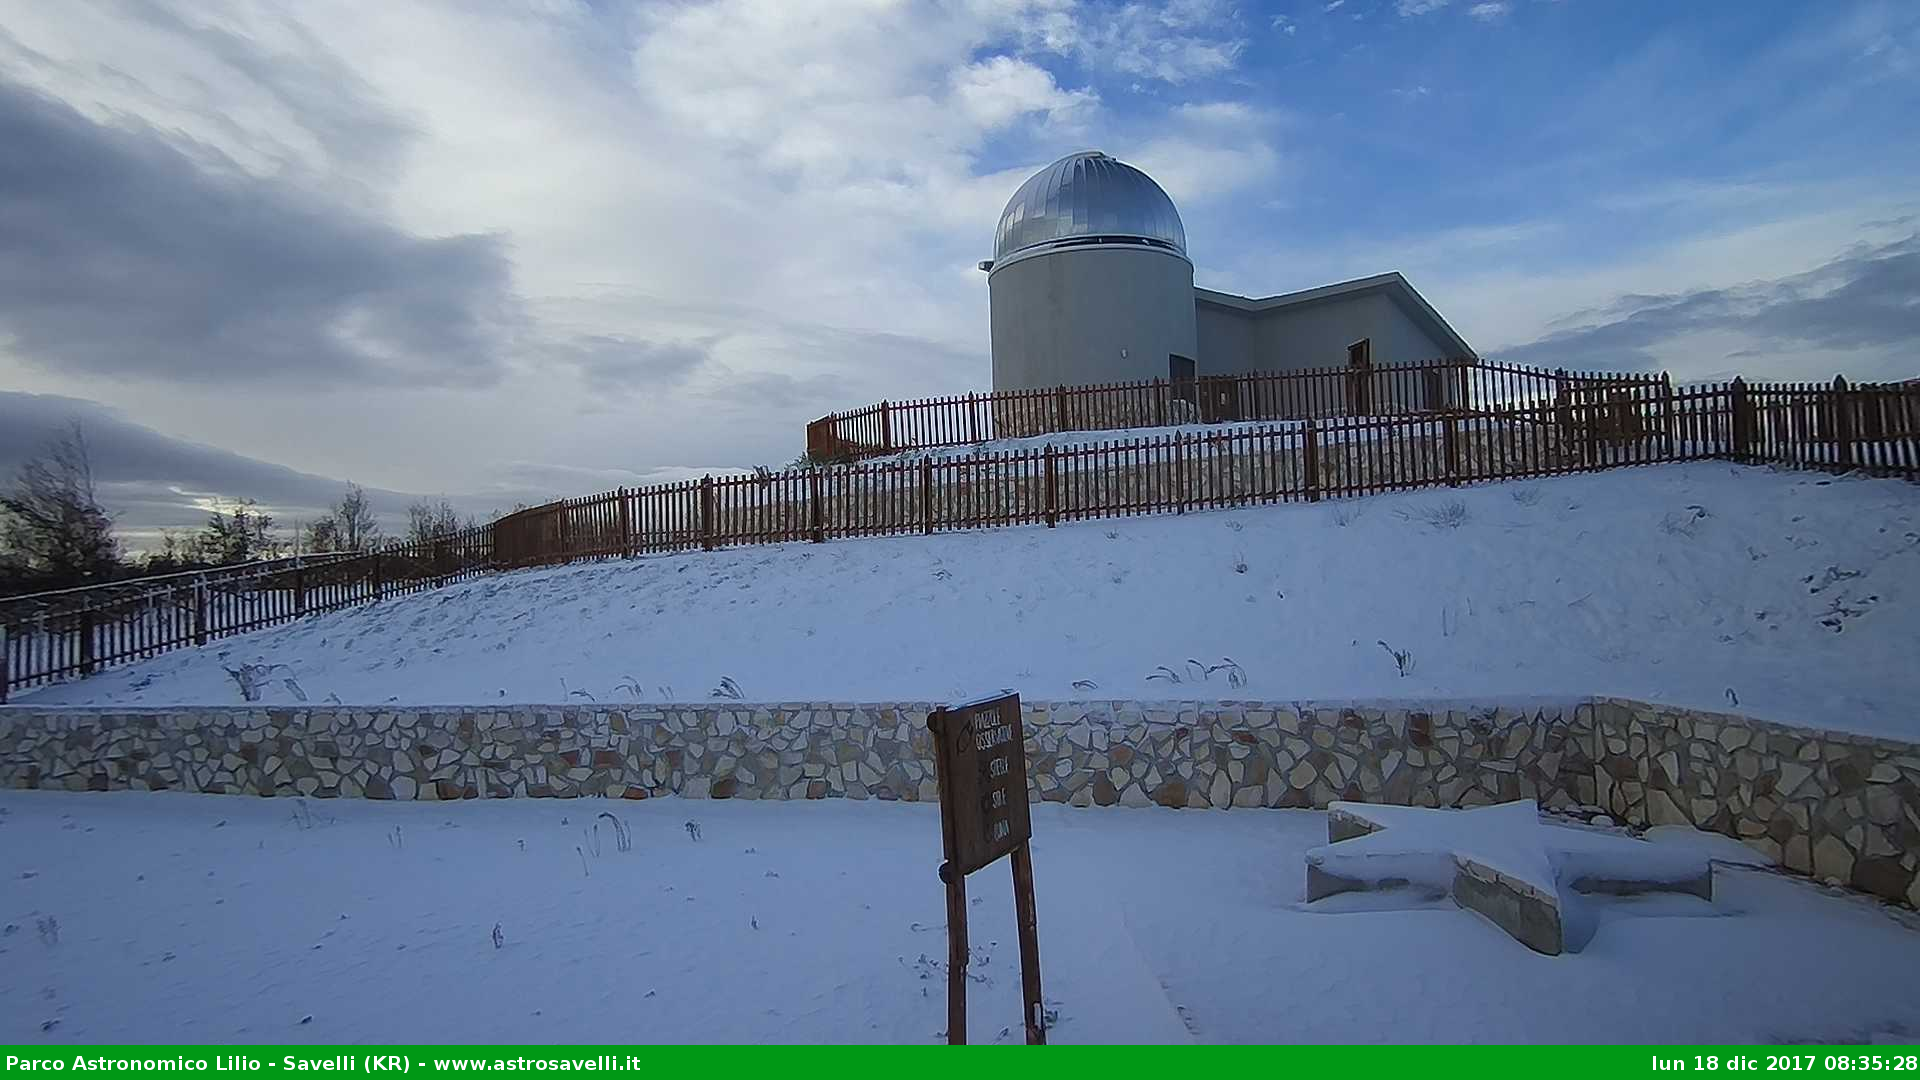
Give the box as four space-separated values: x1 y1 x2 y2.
5 376 1912 697
806 359 1675 462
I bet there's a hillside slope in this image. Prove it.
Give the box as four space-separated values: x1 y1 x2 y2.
21 463 1920 737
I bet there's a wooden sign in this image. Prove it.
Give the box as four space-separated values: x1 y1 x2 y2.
933 691 1032 875
929 692 1044 1046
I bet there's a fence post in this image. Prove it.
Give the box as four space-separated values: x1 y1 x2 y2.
1833 375 1854 470
1055 385 1070 433
966 393 980 443
1583 394 1600 467
78 608 96 676
1175 431 1188 514
294 566 307 616
618 487 634 557
1155 379 1167 427
920 459 935 535
372 550 385 602
193 576 208 645
1730 377 1752 462
1553 368 1574 462
808 469 825 543
0 625 8 704
1659 371 1674 458
1444 413 1460 486
879 401 893 453
1303 420 1321 502
699 475 716 551
1044 446 1058 527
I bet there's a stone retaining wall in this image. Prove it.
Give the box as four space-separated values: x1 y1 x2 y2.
3 697 1915 906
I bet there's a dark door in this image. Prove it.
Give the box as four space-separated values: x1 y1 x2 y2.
1169 355 1197 418
1347 338 1373 416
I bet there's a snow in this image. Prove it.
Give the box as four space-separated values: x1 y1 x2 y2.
3 789 1917 1044
16 462 1920 739
1311 801 1713 898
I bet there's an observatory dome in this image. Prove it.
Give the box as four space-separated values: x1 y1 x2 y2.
992 151 1186 265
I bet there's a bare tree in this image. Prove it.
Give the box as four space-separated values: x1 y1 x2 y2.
306 482 382 552
406 498 471 544
0 419 121 590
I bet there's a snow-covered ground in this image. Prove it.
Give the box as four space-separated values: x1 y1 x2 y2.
19 463 1918 738
2 790 1916 1044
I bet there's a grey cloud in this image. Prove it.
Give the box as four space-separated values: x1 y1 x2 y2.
0 391 539 543
486 461 723 504
703 370 851 410
545 335 712 394
0 76 517 388
57 2 417 181
530 288 990 423
0 391 773 548
1501 234 1920 377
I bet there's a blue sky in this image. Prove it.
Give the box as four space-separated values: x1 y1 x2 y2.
0 0 1915 539
1179 1 1920 298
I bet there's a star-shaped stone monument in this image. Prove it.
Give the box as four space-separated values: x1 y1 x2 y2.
1305 800 1716 955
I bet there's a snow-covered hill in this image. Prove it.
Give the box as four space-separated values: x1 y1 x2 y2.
19 463 1920 738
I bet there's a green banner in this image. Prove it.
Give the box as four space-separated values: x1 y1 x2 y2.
4 1048 1916 1075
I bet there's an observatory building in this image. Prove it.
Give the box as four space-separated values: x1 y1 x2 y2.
981 151 1475 406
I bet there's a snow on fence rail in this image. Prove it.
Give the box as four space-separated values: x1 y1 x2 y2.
804 358 1672 461
4 376 1916 699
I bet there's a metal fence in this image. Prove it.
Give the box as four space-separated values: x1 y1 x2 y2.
1 531 494 698
4 375 1914 700
804 358 1671 461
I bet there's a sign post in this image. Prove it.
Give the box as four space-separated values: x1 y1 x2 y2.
928 691 1044 1045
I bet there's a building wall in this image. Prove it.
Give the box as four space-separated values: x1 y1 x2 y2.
1195 303 1255 378
1198 290 1463 414
1256 291 1453 369
989 246 1198 391
5 698 1916 905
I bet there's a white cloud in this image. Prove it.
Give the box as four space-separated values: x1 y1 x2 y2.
7 0 1906 519
0 0 1284 503
1418 198 1920 366
1397 0 1452 15
950 55 1098 131
1468 2 1512 20
1129 101 1286 205
1065 0 1247 84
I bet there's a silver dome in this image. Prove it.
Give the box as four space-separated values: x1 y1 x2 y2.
992 151 1187 264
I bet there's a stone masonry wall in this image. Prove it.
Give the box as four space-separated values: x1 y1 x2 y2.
3 697 1915 906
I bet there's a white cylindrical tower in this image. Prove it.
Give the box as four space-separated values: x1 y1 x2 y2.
983 151 1197 393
